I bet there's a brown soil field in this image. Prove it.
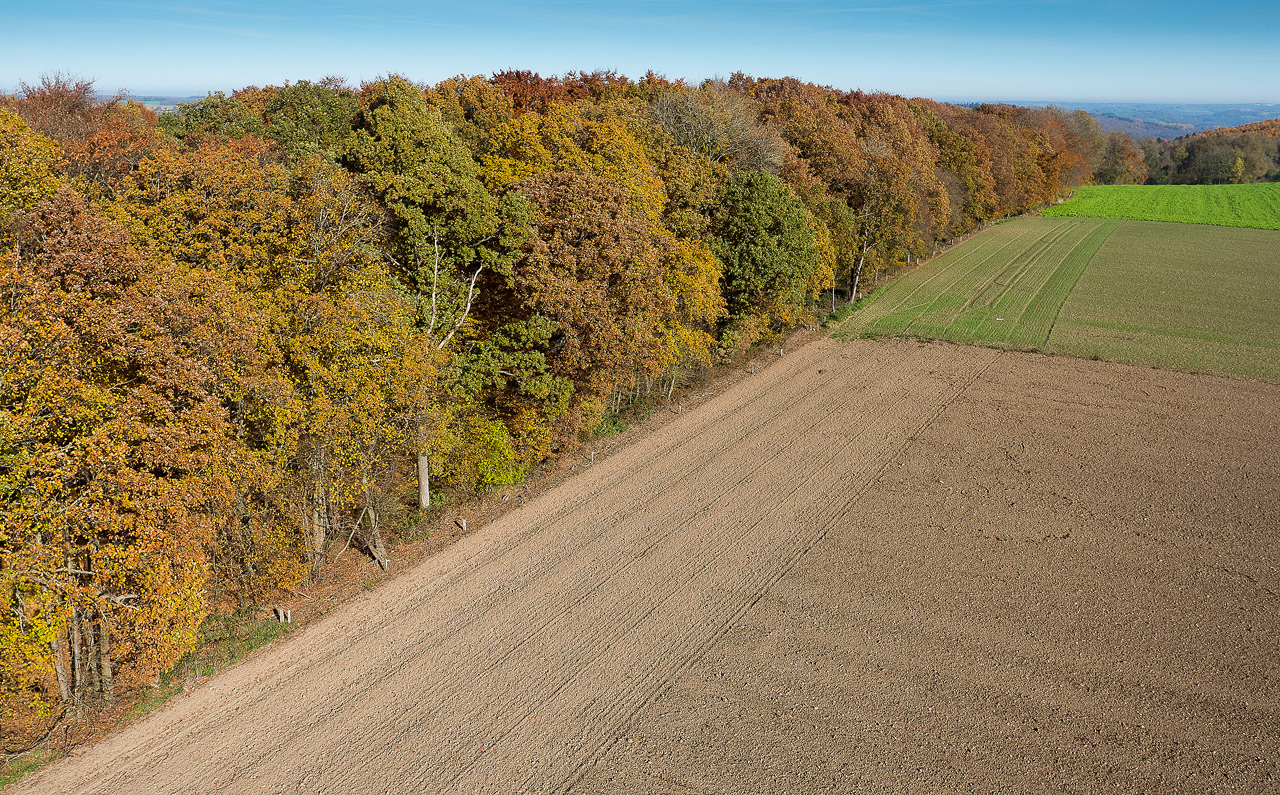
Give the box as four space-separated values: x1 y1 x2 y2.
12 337 1279 795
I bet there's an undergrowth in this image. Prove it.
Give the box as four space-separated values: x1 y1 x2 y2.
125 610 292 723
1 749 62 787
1 610 290 788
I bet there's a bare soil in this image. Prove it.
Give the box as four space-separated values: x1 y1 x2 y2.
13 338 1279 794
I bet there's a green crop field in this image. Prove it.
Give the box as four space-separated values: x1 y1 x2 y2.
1041 183 1280 230
838 216 1280 383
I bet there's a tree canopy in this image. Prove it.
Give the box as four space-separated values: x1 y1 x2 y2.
0 70 1104 741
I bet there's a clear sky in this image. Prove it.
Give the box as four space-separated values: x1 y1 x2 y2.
3 0 1277 102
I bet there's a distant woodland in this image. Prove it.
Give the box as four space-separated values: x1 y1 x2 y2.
1 70 1274 738
1139 119 1280 184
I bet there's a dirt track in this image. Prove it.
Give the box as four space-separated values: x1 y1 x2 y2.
15 338 1280 794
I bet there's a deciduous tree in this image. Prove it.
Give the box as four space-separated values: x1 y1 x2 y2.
1 188 235 718
710 170 832 342
341 75 532 510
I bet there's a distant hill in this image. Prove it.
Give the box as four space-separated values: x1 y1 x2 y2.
131 95 204 112
1198 118 1280 138
93 93 205 112
1010 102 1280 138
1092 114 1197 139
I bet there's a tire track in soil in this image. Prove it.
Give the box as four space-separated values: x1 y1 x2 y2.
14 338 995 795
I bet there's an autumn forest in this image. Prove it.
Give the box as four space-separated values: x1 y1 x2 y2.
2 70 1163 737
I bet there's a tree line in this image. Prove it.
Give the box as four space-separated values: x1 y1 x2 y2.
1068 116 1280 187
1 70 1104 737
1140 118 1280 185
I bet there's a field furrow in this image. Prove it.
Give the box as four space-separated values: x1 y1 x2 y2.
850 221 1034 335
894 222 1052 334
946 218 1092 343
570 345 1280 795
838 213 1280 382
1006 220 1120 349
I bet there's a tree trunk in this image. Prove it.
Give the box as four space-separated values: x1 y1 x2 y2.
96 615 114 705
417 452 430 512
50 632 70 704
362 476 390 571
311 498 325 580
366 505 388 571
310 453 328 580
69 608 83 694
84 614 100 698
851 247 869 303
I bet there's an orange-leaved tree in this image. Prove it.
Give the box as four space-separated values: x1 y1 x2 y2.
487 100 724 428
1 188 235 726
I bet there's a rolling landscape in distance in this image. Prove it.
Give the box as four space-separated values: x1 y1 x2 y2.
2 0 1279 792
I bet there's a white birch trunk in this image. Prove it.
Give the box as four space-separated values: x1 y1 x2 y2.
418 452 430 512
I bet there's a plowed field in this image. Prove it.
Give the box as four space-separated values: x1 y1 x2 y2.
14 338 1280 795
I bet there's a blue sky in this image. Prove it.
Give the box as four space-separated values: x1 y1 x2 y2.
3 0 1277 102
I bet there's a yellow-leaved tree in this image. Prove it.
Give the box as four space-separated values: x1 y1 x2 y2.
1 187 235 727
